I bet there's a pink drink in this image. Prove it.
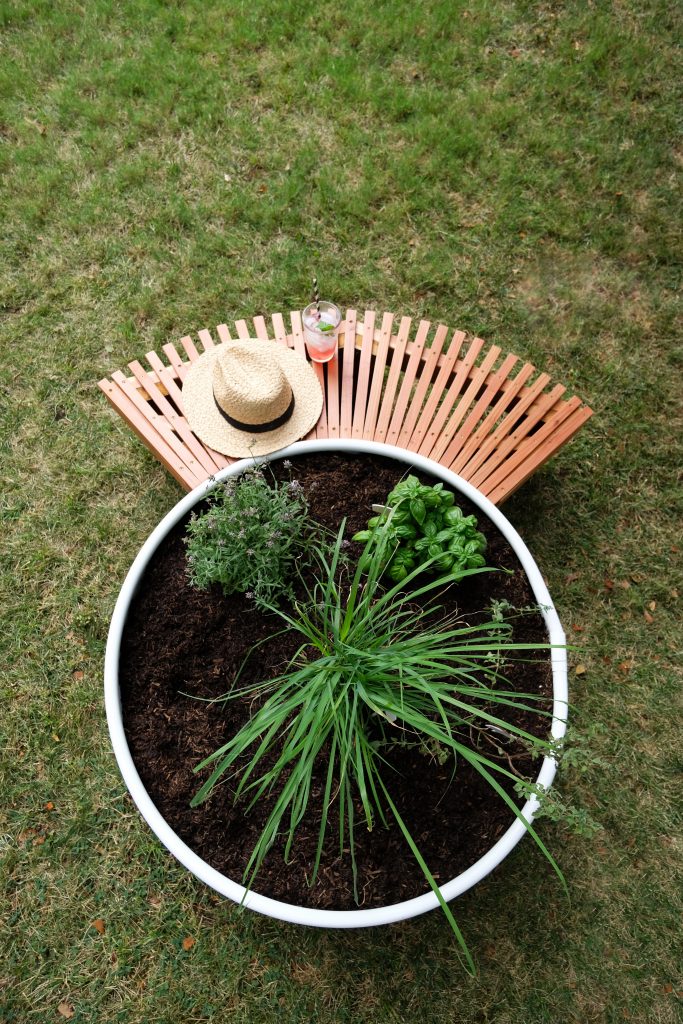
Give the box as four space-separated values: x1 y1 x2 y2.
303 301 341 363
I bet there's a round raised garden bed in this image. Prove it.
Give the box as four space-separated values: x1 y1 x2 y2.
105 440 568 929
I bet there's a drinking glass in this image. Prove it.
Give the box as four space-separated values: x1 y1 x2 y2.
302 301 342 363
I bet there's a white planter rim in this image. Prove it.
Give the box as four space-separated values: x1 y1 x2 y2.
105 439 568 929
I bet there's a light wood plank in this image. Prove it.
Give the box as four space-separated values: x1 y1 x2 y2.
271 312 290 347
111 371 205 489
416 335 484 459
385 319 432 446
145 351 184 412
216 323 232 344
373 316 414 443
144 350 230 470
453 369 550 480
128 360 224 477
99 378 199 490
401 328 466 452
162 342 190 381
486 405 594 504
326 340 341 439
469 383 567 490
451 361 536 475
179 335 200 362
234 319 251 340
253 315 269 340
289 309 307 359
309 359 328 439
351 311 377 439
428 345 502 463
339 309 357 437
478 396 583 499
439 351 518 466
398 323 449 450
197 328 216 351
362 311 395 440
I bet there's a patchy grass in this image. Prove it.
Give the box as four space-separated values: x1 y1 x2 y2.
1 0 681 1021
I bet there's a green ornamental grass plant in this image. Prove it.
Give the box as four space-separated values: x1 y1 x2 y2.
191 507 564 974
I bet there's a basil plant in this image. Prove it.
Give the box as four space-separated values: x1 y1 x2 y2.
352 475 487 583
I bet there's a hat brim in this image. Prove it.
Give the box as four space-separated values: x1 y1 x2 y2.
182 340 323 458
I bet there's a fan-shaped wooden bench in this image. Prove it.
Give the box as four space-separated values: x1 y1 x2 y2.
98 309 593 505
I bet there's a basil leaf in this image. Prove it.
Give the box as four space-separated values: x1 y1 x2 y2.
410 498 426 525
444 507 464 525
467 554 486 568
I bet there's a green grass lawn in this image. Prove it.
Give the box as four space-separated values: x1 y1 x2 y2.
1 0 681 1020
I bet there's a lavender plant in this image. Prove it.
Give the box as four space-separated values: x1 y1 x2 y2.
184 465 319 607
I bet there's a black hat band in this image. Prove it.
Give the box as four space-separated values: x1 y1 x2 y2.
212 390 295 434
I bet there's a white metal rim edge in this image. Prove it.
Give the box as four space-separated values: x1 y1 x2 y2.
105 439 568 929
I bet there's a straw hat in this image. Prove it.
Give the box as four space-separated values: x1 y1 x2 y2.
182 339 323 458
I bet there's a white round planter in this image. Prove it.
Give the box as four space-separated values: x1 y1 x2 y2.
105 439 568 929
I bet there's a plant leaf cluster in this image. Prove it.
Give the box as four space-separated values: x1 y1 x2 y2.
184 466 320 607
191 510 561 974
352 476 487 582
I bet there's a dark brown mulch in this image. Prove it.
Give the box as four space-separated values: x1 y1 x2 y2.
118 452 552 910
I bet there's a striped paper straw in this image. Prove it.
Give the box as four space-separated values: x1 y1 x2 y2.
312 277 320 316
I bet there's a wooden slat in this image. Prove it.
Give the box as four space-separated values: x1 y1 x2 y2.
287 310 320 440
197 328 216 351
398 323 450 450
253 315 269 341
99 378 200 490
373 316 413 444
453 369 551 481
339 309 357 437
351 311 377 439
163 342 190 382
486 405 594 505
271 312 290 348
179 335 200 362
128 360 224 477
428 344 502 464
469 383 567 490
478 395 583 499
416 335 484 459
145 351 184 411
450 361 536 476
401 329 466 453
439 351 519 467
145 351 231 472
234 319 251 340
326 346 341 439
362 311 395 441
111 371 205 489
385 319 432 446
289 310 307 359
312 360 328 439
216 323 232 344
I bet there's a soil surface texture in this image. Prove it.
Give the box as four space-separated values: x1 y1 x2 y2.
119 452 553 910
